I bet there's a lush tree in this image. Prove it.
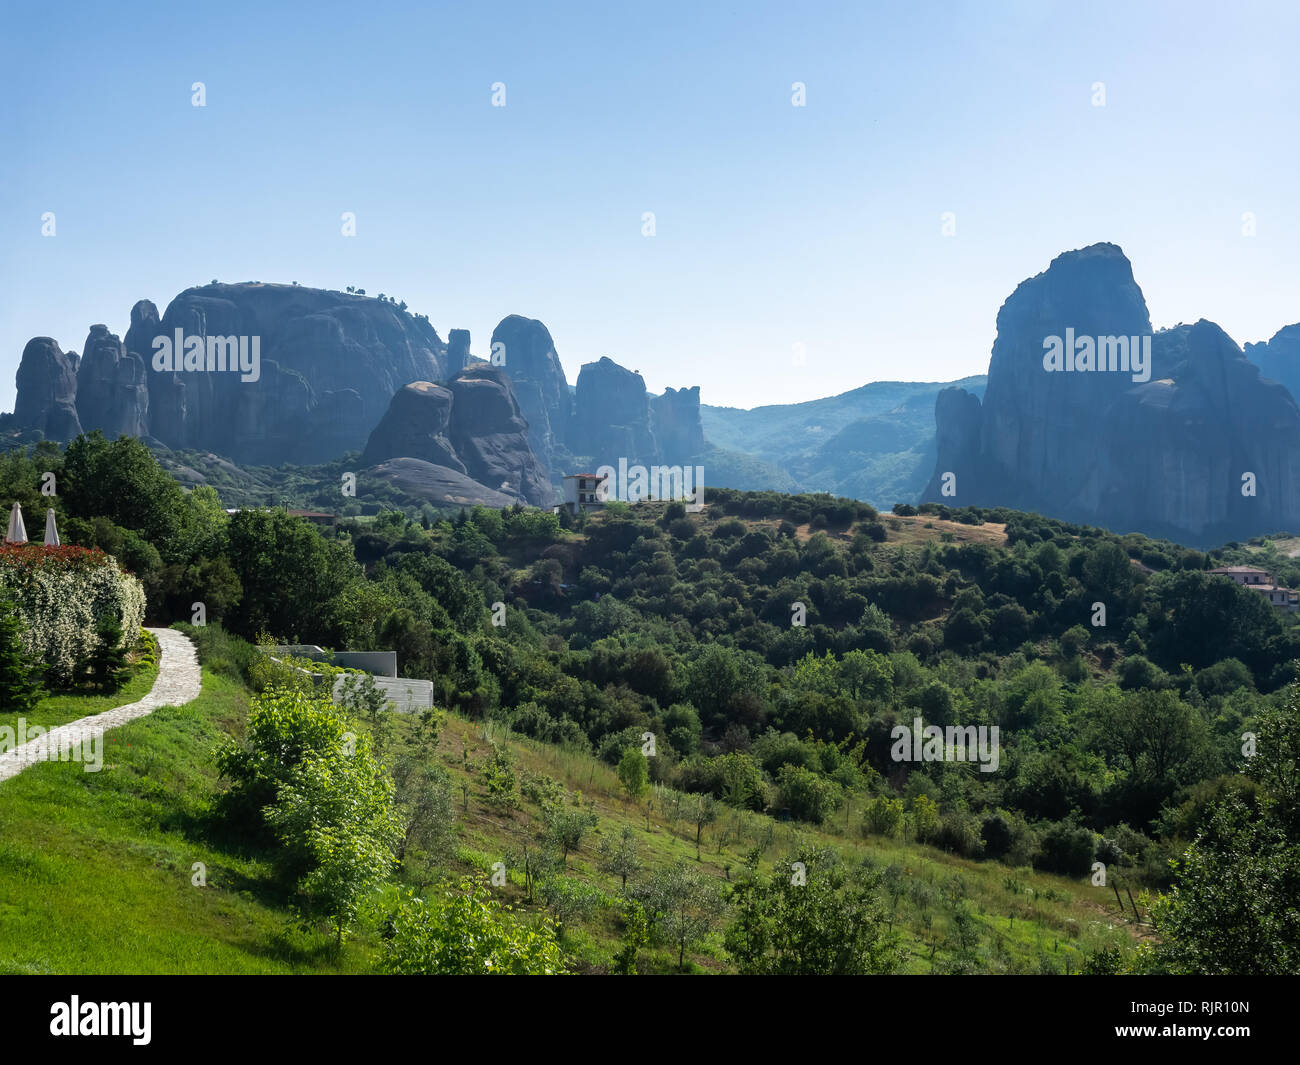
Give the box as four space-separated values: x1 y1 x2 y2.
381 880 567 974
542 805 599 867
1143 691 1300 974
689 793 718 860
635 861 725 971
598 825 643 892
617 747 650 798
225 509 360 643
62 434 192 562
218 688 400 945
612 899 650 974
725 850 902 974
0 589 42 712
777 763 841 824
87 613 131 691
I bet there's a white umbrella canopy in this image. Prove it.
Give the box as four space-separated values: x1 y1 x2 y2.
44 508 60 547
5 502 27 544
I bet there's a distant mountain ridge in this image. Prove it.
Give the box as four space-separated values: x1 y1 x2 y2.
702 377 988 504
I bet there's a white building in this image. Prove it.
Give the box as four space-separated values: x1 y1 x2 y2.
556 472 609 517
1209 566 1299 612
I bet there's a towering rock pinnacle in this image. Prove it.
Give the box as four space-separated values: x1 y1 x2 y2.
489 315 571 470
13 338 83 439
924 243 1300 544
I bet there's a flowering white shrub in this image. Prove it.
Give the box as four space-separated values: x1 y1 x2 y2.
0 545 146 685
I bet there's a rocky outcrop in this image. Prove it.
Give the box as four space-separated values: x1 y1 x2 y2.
651 385 705 459
360 381 464 472
446 366 553 505
12 338 83 439
76 325 149 439
140 283 446 464
360 370 555 505
924 243 1300 545
123 300 161 361
11 286 711 509
489 315 571 468
1245 323 1300 404
930 387 982 475
365 458 519 508
572 356 657 465
446 329 472 377
1092 321 1300 540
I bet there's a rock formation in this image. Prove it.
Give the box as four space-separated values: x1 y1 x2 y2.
572 356 658 465
489 315 572 468
651 385 705 459
12 338 82 439
446 366 553 506
76 325 149 439
11 286 708 510
142 284 447 464
366 458 519 508
360 381 464 472
446 329 472 377
363 368 554 506
923 243 1300 545
1245 323 1300 404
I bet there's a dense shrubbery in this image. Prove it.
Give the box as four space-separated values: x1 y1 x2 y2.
0 543 145 685
380 879 568 975
216 687 401 945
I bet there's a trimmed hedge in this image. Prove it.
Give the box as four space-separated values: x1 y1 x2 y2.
0 544 146 684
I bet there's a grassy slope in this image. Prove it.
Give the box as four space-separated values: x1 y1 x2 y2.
0 638 160 739
0 671 371 974
0 637 1140 974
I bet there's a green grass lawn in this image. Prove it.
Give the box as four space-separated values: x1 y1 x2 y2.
0 670 369 974
0 634 161 738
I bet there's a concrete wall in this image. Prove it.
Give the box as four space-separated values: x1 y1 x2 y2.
268 646 397 678
331 651 397 678
332 674 433 714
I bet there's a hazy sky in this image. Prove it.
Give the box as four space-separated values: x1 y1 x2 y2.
2 0 1297 411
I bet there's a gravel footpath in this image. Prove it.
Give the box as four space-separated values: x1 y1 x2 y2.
0 627 202 784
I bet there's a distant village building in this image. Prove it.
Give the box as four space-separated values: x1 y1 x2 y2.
1208 565 1299 612
556 473 608 516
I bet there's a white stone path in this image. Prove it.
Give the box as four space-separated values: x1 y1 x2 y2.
0 627 202 784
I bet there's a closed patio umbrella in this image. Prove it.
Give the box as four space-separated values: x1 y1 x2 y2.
44 508 60 547
5 502 26 544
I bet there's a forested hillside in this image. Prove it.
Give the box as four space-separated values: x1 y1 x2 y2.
2 433 1297 974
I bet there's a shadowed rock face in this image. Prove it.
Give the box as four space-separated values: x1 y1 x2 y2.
76 325 149 439
362 370 554 505
446 329 472 378
13 288 705 509
924 243 1300 545
140 283 446 464
13 338 82 439
573 356 657 465
1093 321 1300 540
651 385 705 459
13 284 448 465
446 365 554 506
360 381 464 472
489 314 571 468
123 300 161 365
1245 323 1300 402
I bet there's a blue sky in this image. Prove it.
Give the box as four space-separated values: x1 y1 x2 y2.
2 0 1297 410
